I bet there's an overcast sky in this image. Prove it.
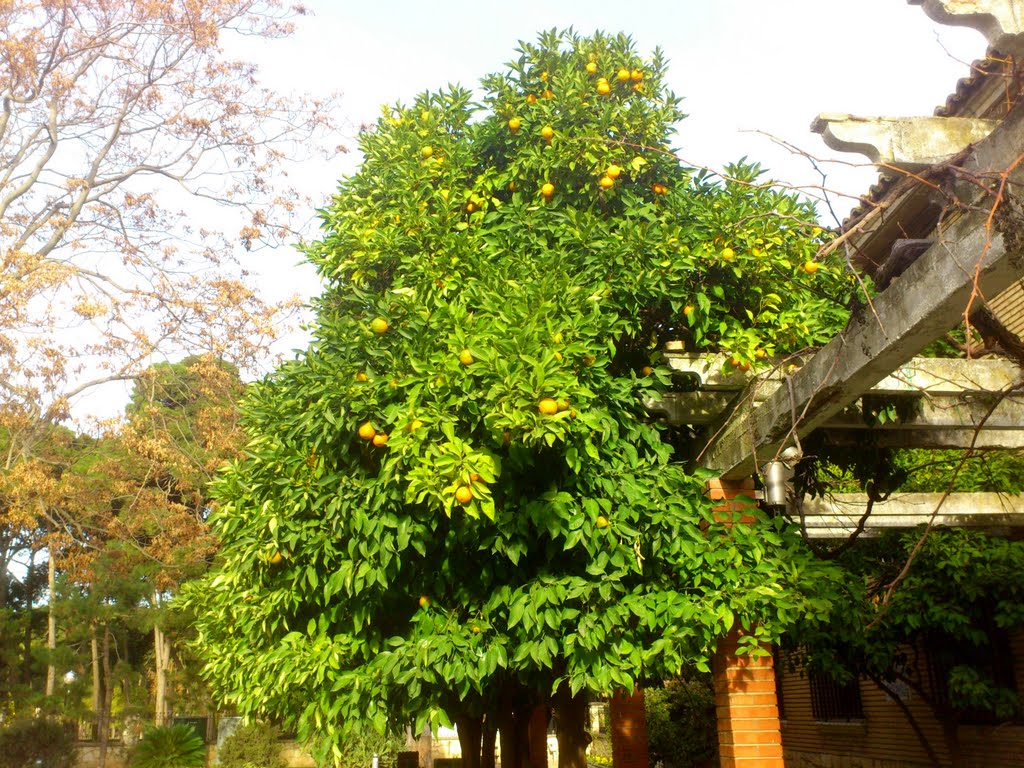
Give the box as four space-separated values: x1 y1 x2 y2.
76 1 989 419
256 0 983 214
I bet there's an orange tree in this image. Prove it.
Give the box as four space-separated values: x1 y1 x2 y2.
185 30 853 767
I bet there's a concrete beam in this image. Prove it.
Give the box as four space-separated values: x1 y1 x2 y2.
654 391 1024 430
821 427 1024 450
697 102 1024 479
909 0 1024 55
811 114 998 170
799 491 1024 538
663 354 1021 395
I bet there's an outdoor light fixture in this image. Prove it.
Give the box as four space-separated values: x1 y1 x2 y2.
761 446 802 511
762 461 790 508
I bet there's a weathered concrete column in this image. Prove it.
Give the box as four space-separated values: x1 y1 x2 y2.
609 688 649 768
706 478 784 768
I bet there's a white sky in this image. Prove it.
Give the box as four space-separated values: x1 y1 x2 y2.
74 0 987 419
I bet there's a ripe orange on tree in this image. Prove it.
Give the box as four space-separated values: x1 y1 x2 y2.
541 182 555 199
356 372 368 382
358 422 376 441
596 515 610 529
540 125 554 142
651 183 667 195
508 117 522 133
538 398 559 415
606 164 622 179
541 89 554 99
370 317 389 334
372 433 389 447
599 175 614 190
526 93 537 104
418 596 430 608
459 349 474 365
803 260 819 274
585 61 598 74
616 68 630 82
630 69 643 81
721 247 735 262
596 78 610 95
455 485 474 504
420 145 433 159
269 551 284 565
683 305 695 317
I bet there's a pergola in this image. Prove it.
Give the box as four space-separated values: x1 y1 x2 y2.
641 2 1024 766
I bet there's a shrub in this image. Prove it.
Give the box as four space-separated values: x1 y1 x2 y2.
215 721 286 768
645 678 717 768
0 718 74 768
129 724 206 768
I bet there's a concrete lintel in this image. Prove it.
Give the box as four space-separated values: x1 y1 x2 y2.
909 0 1024 55
811 113 999 169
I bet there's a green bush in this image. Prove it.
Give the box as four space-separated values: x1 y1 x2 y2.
645 678 717 768
215 722 286 768
129 724 206 768
0 718 74 768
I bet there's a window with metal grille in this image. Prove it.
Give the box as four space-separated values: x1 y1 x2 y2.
809 672 864 721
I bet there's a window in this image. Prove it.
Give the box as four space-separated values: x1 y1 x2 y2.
809 672 864 721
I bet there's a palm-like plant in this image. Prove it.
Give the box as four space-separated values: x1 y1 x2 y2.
129 724 206 768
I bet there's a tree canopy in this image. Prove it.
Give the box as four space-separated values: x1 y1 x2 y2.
186 29 855 765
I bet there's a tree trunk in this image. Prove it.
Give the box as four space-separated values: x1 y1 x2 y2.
481 717 497 768
154 592 169 727
91 623 101 740
45 549 56 697
456 714 483 768
21 549 35 686
497 704 531 768
940 715 963 768
418 721 434 768
98 626 112 768
869 673 941 767
552 687 589 768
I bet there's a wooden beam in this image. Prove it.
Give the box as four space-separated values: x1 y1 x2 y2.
798 492 1024 538
696 102 1024 479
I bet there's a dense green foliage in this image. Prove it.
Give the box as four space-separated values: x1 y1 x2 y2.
216 721 288 768
790 528 1024 758
185 30 853 761
0 717 74 768
644 677 717 768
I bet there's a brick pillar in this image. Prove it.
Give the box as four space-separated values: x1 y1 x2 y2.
527 704 548 768
707 478 784 768
609 688 649 768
